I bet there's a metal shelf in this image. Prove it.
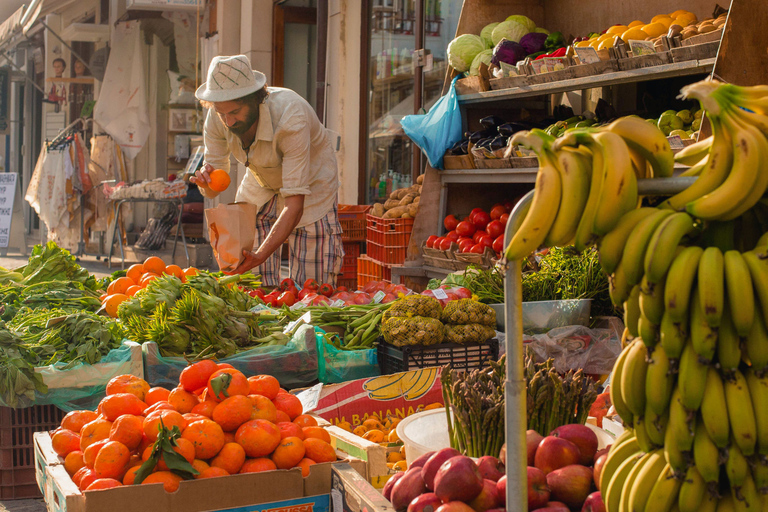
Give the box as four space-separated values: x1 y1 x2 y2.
458 58 716 104
439 168 538 184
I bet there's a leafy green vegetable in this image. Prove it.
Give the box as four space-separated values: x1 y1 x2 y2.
19 242 100 290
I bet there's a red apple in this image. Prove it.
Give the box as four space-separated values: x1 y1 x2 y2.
476 456 505 482
581 492 606 512
546 464 594 509
391 468 428 511
436 503 475 512
537 503 570 512
527 430 545 466
534 436 580 475
408 493 442 512
469 479 500 512
593 453 608 492
434 456 484 504
384 472 405 502
410 451 436 469
496 475 506 503
549 424 599 466
423 448 461 491
593 446 610 465
527 466 551 510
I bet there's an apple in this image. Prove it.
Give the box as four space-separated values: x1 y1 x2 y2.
434 456 484 504
537 503 570 512
526 430 545 466
410 451 436 469
581 492 606 512
384 472 405 502
593 453 608 492
534 436 580 474
408 493 442 512
423 448 461 490
391 468 428 511
469 479 500 512
436 503 475 512
495 475 505 503
546 464 594 510
527 466 551 510
549 424 599 466
593 446 610 465
476 456 505 482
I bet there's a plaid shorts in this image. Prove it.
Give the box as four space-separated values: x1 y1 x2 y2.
254 195 344 287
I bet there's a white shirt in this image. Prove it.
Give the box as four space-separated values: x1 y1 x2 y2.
203 87 339 227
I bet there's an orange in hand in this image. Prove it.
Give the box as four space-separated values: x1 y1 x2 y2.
208 169 231 192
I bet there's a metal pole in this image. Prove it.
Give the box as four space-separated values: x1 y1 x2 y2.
502 176 698 512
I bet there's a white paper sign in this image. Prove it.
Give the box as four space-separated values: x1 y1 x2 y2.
0 173 17 248
574 46 601 64
433 288 449 300
283 311 312 334
295 382 323 413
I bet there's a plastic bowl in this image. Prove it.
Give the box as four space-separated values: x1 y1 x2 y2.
490 299 592 333
396 408 452 465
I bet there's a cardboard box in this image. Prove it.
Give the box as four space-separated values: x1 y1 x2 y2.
331 464 394 512
35 432 367 512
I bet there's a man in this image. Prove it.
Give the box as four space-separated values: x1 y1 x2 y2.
192 55 343 287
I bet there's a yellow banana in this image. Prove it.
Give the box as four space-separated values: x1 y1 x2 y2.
644 401 668 447
609 259 632 306
743 310 768 372
750 455 768 492
689 288 717 362
723 250 755 336
610 341 635 425
663 418 690 476
725 369 757 457
678 339 709 411
598 207 659 275
621 450 658 512
644 212 698 284
646 341 675 416
716 493 735 512
693 418 722 486
664 246 704 322
628 144 651 179
600 434 640 492
716 303 742 373
725 439 748 489
638 313 660 350
731 469 760 512
640 275 666 325
634 413 656 453
544 147 592 247
625 285 642 339
592 131 639 235
660 310 688 361
644 462 682 512
606 115 675 178
744 368 768 455
742 251 768 327
697 247 725 328
700 367 729 449
621 339 648 418
698 493 718 512
605 451 642 512
674 134 713 167
629 449 668 512
622 209 676 286
669 387 696 452
678 466 706 512
678 155 707 177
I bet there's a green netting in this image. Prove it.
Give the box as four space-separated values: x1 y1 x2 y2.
314 327 379 384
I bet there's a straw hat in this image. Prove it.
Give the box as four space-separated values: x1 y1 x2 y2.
195 54 267 102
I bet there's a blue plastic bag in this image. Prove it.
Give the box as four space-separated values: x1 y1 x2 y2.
314 327 380 384
400 76 463 170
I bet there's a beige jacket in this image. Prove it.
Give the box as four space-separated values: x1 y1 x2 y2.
203 87 339 227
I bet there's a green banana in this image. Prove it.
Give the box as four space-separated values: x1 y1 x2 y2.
644 462 682 512
644 212 699 284
664 417 691 476
700 367 730 448
731 469 761 512
638 313 660 349
725 439 749 489
635 413 656 453
743 310 768 372
717 304 742 373
598 207 659 275
678 466 706 512
660 310 688 361
664 246 704 322
640 275 666 325
678 339 709 411
625 285 642 339
697 247 725 328
725 369 757 457
621 339 649 418
744 368 768 455
693 419 723 489
621 450 659 512
644 401 668 447
609 259 632 306
646 344 675 416
742 251 768 328
622 209 676 286
723 250 755 336
669 387 696 452
689 288 718 362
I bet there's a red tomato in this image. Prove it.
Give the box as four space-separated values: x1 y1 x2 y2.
500 213 510 225
473 211 491 230
381 293 398 303
470 208 484 218
503 201 514 212
493 235 504 254
286 285 300 297
445 230 460 242
392 284 410 296
318 283 334 297
490 205 507 220
487 220 504 239
479 235 494 249
336 286 348 292
303 279 319 291
277 291 296 307
454 287 472 299
279 278 295 291
298 288 312 300
426 235 439 248
443 215 459 231
354 293 372 305
438 238 453 251
455 221 476 238
458 239 474 253
362 281 379 294
311 295 331 306
264 291 280 307
473 230 488 244
470 244 485 254
462 216 471 223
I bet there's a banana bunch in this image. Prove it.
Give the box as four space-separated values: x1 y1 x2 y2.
504 116 675 260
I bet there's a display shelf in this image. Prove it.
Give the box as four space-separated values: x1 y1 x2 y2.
390 263 454 282
438 168 538 184
458 58 716 104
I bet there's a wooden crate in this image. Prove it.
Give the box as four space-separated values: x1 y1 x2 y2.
617 52 672 71
671 40 719 62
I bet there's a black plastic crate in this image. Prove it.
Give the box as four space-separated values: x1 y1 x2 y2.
377 339 499 374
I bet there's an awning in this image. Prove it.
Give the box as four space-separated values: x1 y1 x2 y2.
21 0 78 35
0 5 25 49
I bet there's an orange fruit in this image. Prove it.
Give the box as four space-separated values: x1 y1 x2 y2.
145 387 172 406
109 414 144 451
168 387 200 414
138 434 153 454
62 410 99 433
104 294 129 317
126 264 145 283
293 415 318 428
183 413 209 424
249 395 277 423
362 429 385 443
181 419 226 460
180 360 219 392
78 469 99 491
210 442 246 474
164 264 184 280
143 409 186 441
239 458 277 474
100 393 147 421
122 465 141 485
235 419 281 458
208 169 231 192
110 277 136 295
248 375 280 400
86 478 122 491
277 422 305 440
223 431 237 444
140 273 161 286
64 451 86 476
143 256 166 276
218 363 235 370
271 437 306 470
273 393 303 420
183 267 199 278
99 293 108 302
107 375 150 400
93 441 130 479
72 467 90 487
303 438 336 463
125 285 142 297
198 467 229 479
142 471 183 492
190 400 217 419
84 439 110 469
212 395 254 432
303 426 331 444
80 419 113 451
275 410 291 423
145 401 175 415
297 458 317 477
148 438 196 471
191 459 210 477
207 368 249 401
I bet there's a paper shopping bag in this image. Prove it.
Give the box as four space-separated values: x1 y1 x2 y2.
204 202 257 272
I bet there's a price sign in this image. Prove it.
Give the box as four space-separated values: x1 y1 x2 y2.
628 40 657 57
574 46 601 64
0 173 17 248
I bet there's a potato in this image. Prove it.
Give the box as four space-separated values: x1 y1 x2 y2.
399 193 417 206
417 174 424 185
383 206 408 218
389 190 400 200
371 203 385 217
414 196 420 205
384 199 400 210
407 203 419 217
396 188 409 200
401 213 412 219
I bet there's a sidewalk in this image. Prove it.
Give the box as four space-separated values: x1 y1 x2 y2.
0 500 46 512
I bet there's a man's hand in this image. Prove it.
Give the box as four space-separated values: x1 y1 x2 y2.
225 249 264 275
190 163 214 188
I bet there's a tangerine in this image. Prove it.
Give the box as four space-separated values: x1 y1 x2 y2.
235 419 281 458
62 410 99 433
198 467 229 479
210 442 246 474
64 451 86 476
181 419 226 460
273 393 303 420
143 409 187 441
52 429 81 457
183 267 199 278
142 471 183 492
191 459 210 477
107 375 150 400
271 437 306 470
100 393 147 421
275 410 291 423
86 478 122 491
183 413 209 424
302 426 331 444
143 256 167 276
303 438 336 463
149 438 196 471
109 414 144 451
80 419 113 451
180 360 219 392
126 264 145 283
249 394 277 422
110 277 136 295
140 273 161 286
72 467 90 487
223 431 237 444
293 415 318 428
207 368 249 400
145 401 175 415
122 465 141 485
145 387 172 406
168 387 200 414
208 169 231 192
297 458 316 477
104 294 129 318
190 400 217 419
277 422 305 440
212 395 254 432
78 469 99 491
164 264 184 280
93 441 130 479
247 375 280 400
239 458 277 474
126 285 143 297
84 439 110 469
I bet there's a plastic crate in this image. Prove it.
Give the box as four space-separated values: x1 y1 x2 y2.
341 241 362 277
1 404 65 500
377 339 500 374
366 215 414 248
336 277 358 290
357 255 392 290
339 205 372 242
367 240 407 265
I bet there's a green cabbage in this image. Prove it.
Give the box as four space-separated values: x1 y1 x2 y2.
447 34 486 72
491 20 530 46
505 15 537 33
469 49 493 76
480 22 499 48
534 27 550 35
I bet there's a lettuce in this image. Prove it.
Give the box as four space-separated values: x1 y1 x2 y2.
469 49 494 76
480 23 500 49
505 15 537 33
491 20 530 46
447 34 486 72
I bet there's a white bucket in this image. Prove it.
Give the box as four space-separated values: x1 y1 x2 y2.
396 408 452 465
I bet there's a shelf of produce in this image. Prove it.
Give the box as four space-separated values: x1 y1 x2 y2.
390 264 454 283
438 167 538 184
458 58 716 104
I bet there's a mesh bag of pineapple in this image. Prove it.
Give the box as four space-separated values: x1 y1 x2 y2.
441 299 496 344
381 295 445 346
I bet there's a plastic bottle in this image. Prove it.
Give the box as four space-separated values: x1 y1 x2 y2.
378 173 387 200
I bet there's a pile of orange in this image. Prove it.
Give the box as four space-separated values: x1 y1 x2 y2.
100 256 200 317
51 364 337 493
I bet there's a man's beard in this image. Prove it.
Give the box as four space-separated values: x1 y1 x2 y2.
227 106 259 136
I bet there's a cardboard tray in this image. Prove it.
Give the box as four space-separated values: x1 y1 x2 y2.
488 75 529 90
681 29 723 47
454 76 490 95
569 59 619 78
442 154 474 170
670 40 719 63
35 432 368 512
617 51 672 71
